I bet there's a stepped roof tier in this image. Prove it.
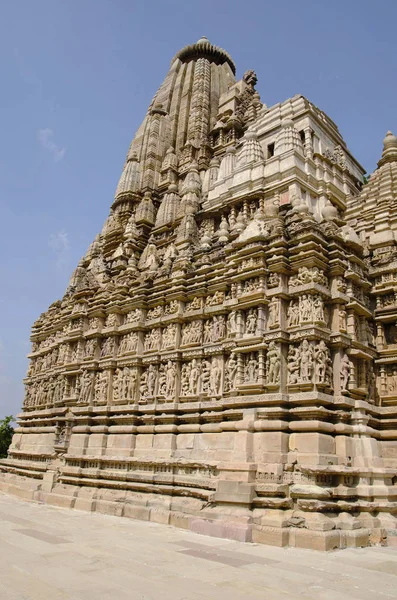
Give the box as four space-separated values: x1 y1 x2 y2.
2 39 397 552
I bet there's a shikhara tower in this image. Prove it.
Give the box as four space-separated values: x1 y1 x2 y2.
2 38 397 550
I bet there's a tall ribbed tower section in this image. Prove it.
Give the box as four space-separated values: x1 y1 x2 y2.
2 38 397 551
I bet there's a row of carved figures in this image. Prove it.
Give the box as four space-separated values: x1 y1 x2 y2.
24 346 380 407
27 308 376 377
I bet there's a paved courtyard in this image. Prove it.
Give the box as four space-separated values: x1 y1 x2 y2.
0 492 397 599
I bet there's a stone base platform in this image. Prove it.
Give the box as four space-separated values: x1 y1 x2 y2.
1 471 394 552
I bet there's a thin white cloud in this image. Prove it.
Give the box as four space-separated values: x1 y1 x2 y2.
38 128 66 162
49 230 70 271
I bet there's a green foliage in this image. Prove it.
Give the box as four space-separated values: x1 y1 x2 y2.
0 416 14 458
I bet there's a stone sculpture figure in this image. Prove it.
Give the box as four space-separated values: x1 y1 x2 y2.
189 359 200 395
268 298 279 327
113 369 120 401
288 346 300 384
181 363 191 395
162 324 176 349
203 320 212 343
79 371 92 404
300 339 313 383
225 353 238 391
158 364 167 397
200 359 211 393
95 371 108 403
340 353 351 392
267 272 280 288
266 342 280 384
244 353 258 383
287 301 300 327
339 308 347 331
147 364 157 396
314 340 330 384
300 294 312 322
227 311 238 336
313 295 325 322
126 368 137 400
100 337 114 358
245 309 257 335
165 361 176 398
126 309 140 324
209 358 222 395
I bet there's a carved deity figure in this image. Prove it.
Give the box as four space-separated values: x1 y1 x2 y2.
227 311 238 336
162 324 177 349
144 329 161 352
267 272 280 288
95 371 108 403
126 368 137 400
287 346 300 384
313 295 325 322
105 313 117 328
158 364 167 397
112 369 120 401
339 308 347 332
79 371 92 404
300 294 312 322
225 353 238 391
268 298 279 328
126 309 140 324
200 359 211 393
147 364 157 396
100 337 114 358
165 361 176 398
266 342 280 385
181 363 191 395
244 353 258 383
340 353 351 392
186 297 201 312
314 340 330 385
245 309 257 335
188 359 200 395
209 358 222 396
287 301 300 327
203 320 212 344
300 339 313 383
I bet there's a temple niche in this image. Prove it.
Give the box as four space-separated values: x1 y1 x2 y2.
2 37 397 551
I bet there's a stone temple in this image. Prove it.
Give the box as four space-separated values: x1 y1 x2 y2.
2 37 397 551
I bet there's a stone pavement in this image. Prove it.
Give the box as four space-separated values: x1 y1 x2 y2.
0 493 396 600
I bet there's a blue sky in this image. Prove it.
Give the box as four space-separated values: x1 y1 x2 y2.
0 0 396 417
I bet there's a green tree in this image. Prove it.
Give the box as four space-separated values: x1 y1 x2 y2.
0 416 14 458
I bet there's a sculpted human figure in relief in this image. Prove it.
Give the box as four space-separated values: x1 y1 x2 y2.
340 353 351 391
225 353 238 391
245 309 257 335
266 342 280 384
147 364 157 396
200 359 211 393
79 371 92 404
189 359 199 395
244 353 258 382
287 346 300 384
268 298 279 327
288 300 300 327
181 363 190 395
209 358 222 395
314 340 330 384
227 311 237 336
165 361 176 398
299 339 313 383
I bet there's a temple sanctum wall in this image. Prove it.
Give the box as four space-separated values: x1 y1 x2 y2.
2 37 397 551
